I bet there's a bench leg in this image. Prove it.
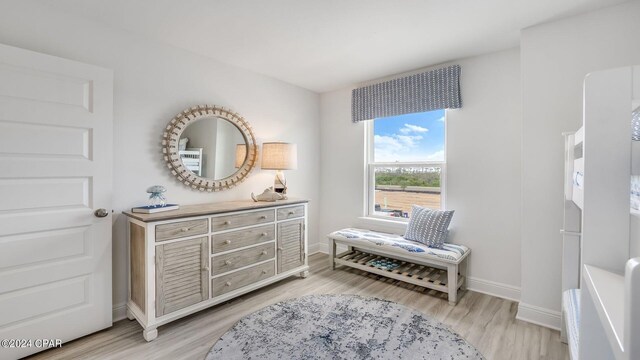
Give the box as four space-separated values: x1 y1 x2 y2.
328 237 336 270
459 257 468 291
447 264 458 305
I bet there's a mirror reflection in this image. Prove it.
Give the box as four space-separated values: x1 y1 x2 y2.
178 116 247 180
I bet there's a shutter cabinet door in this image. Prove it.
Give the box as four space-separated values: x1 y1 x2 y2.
156 237 209 316
277 219 304 273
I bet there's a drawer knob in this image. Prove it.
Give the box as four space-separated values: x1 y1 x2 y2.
261 232 267 237
202 265 210 271
224 221 231 225
260 215 267 219
261 250 268 255
288 211 295 215
225 240 231 245
180 227 189 232
278 247 284 251
225 281 231 287
261 269 268 275
224 260 232 265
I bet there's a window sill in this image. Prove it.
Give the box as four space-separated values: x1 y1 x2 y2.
356 216 408 235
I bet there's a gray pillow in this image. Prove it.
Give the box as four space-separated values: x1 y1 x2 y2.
404 205 454 249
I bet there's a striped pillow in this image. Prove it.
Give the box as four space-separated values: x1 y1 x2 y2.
404 205 454 249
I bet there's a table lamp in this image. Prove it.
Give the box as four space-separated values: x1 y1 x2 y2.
261 142 297 194
234 144 247 168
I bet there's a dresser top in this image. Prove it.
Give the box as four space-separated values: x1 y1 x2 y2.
123 198 308 222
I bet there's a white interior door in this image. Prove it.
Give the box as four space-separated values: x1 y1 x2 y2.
0 43 113 360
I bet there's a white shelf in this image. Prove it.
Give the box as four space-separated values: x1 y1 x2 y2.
583 264 625 359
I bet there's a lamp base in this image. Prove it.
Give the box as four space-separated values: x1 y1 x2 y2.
274 170 287 196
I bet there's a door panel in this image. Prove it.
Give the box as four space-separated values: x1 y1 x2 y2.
156 237 209 317
0 43 113 360
277 219 305 273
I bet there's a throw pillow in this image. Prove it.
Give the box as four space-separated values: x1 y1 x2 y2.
404 205 454 249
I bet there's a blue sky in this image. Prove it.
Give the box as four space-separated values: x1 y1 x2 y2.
373 109 445 162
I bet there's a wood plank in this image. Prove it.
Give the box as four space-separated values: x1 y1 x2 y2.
212 261 275 297
156 237 208 317
27 254 570 360
211 210 275 232
155 219 208 242
277 219 304 274
129 223 145 313
212 225 275 253
276 205 305 221
123 198 309 223
212 243 275 275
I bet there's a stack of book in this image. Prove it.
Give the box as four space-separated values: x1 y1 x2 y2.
131 204 180 214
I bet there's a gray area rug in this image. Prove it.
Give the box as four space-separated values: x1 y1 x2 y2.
207 294 485 360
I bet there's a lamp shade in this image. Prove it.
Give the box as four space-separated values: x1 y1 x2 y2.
261 142 297 170
235 144 247 168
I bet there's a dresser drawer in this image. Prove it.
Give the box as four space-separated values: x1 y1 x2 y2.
212 260 275 298
211 210 274 232
212 243 274 275
155 219 208 242
277 205 305 220
212 225 275 254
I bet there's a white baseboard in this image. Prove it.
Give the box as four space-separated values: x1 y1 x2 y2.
516 302 562 331
112 302 127 322
466 276 521 303
312 242 328 254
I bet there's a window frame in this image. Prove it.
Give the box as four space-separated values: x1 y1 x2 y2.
364 111 447 221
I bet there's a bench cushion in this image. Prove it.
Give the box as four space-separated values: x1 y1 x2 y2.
328 228 469 263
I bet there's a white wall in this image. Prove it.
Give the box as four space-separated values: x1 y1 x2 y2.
182 117 218 178
0 0 320 318
319 48 522 299
214 119 246 179
519 0 640 329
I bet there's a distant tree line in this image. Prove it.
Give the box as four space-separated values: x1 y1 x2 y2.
375 170 440 188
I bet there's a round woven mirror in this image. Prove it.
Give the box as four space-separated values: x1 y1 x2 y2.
162 105 258 191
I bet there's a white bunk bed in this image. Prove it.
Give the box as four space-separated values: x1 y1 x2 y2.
179 148 203 176
561 65 640 360
560 128 583 359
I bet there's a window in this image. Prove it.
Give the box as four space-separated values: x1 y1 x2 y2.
366 110 446 219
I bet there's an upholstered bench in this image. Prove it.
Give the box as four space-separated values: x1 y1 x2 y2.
327 228 470 304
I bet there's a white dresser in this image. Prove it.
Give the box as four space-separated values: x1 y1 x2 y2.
123 199 309 341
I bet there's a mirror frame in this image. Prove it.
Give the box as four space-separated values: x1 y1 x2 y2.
162 105 258 191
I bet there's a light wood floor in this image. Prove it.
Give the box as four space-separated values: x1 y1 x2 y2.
28 253 568 360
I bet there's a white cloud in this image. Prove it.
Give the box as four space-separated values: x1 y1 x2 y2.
424 150 445 161
396 134 423 147
374 134 444 162
374 133 424 162
437 116 445 122
399 123 429 134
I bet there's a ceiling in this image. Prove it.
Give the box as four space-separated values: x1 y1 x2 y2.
45 0 627 92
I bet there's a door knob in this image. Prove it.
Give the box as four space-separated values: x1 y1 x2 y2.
94 208 109 218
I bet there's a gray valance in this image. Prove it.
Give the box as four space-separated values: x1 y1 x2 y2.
351 65 462 122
